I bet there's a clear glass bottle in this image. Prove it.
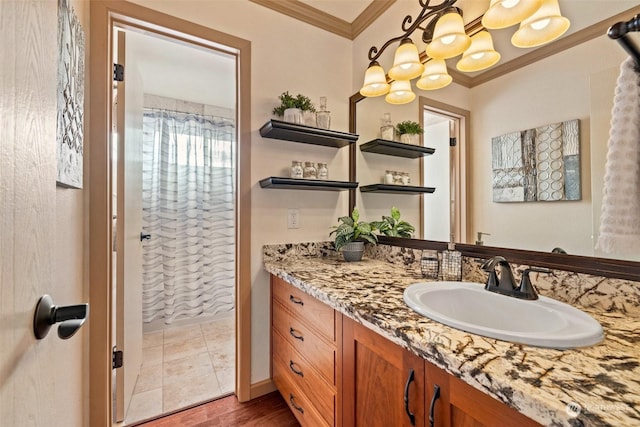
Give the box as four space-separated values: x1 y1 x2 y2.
303 161 317 179
380 113 395 141
393 171 403 185
316 97 331 129
290 160 303 179
317 162 328 180
384 170 394 184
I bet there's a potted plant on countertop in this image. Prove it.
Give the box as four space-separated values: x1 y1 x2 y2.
330 207 378 262
372 206 415 238
272 91 316 125
395 120 424 145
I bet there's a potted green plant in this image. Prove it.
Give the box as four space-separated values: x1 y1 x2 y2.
395 120 424 145
372 207 415 238
272 91 316 125
330 207 378 262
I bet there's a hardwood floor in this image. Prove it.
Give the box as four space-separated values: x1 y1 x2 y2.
134 391 300 427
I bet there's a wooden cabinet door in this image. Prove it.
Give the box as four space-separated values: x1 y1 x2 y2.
343 317 425 427
425 361 540 427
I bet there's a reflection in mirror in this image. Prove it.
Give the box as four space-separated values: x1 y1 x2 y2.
352 5 639 262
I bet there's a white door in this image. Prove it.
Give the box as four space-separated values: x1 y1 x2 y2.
0 1 86 426
113 29 145 423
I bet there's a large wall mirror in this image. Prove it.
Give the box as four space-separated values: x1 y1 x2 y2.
349 3 639 273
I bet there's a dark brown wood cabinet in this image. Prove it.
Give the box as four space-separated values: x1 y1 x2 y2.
271 275 342 427
425 361 540 427
342 317 425 427
270 275 541 427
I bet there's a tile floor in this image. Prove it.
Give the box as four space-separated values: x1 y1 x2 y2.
124 316 235 425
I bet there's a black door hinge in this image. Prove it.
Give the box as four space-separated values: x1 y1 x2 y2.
449 137 457 147
113 63 124 82
112 347 123 369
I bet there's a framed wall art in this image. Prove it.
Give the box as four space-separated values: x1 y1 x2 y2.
492 119 581 203
56 0 85 189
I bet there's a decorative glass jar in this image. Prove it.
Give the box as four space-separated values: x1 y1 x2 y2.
303 161 317 179
290 160 303 179
317 162 328 180
316 97 331 129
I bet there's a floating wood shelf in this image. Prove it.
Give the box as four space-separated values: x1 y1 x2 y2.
360 184 436 194
259 119 359 148
359 139 436 158
259 177 359 191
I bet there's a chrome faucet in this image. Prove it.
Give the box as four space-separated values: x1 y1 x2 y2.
481 256 550 300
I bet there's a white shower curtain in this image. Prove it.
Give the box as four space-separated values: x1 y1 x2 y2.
141 108 235 324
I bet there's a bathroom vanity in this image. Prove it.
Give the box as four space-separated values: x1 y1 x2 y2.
265 242 640 427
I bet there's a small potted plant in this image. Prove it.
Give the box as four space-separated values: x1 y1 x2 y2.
330 207 378 262
372 207 415 238
395 120 423 145
272 91 316 125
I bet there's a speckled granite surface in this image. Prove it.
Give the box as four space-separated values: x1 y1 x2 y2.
263 242 640 427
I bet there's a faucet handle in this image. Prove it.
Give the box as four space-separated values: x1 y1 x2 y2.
480 255 507 271
517 268 551 300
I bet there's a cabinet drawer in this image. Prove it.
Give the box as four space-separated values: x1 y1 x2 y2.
272 300 336 385
274 361 331 427
272 276 335 342
273 328 335 425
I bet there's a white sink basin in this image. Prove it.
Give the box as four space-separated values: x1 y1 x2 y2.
403 281 604 349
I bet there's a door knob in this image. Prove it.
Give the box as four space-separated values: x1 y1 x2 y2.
33 295 89 340
140 232 151 241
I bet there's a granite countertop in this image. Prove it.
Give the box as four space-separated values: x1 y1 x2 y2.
264 249 640 427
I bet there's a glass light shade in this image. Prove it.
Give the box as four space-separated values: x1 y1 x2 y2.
385 80 416 105
511 0 570 48
360 61 390 97
388 39 425 80
481 0 542 29
456 31 501 72
416 60 452 90
425 12 471 59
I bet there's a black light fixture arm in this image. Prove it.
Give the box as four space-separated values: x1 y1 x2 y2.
367 0 458 62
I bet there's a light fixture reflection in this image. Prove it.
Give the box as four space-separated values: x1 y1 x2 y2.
425 12 471 59
482 0 542 29
385 80 416 104
359 61 390 97
416 60 452 90
388 38 425 80
511 0 570 48
456 31 501 72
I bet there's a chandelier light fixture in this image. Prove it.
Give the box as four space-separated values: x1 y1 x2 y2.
359 0 571 104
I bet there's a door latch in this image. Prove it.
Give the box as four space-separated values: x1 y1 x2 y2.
112 347 123 369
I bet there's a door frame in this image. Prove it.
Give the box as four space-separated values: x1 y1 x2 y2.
89 2 252 425
418 97 469 244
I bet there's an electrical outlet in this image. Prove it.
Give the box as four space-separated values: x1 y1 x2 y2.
287 209 300 229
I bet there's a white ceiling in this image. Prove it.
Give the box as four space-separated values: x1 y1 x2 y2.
125 30 236 110
301 0 373 22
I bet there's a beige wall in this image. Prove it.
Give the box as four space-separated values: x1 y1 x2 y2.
469 35 626 255
130 0 354 384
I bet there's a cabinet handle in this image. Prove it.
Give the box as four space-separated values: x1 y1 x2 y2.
429 384 441 427
289 393 305 414
289 294 304 306
289 360 304 377
403 368 416 426
289 327 304 341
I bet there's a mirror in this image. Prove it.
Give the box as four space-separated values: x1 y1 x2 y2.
351 3 640 263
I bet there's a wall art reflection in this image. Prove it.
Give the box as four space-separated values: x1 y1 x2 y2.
492 119 580 202
56 0 85 189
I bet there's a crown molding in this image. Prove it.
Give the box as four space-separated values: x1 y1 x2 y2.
249 0 396 40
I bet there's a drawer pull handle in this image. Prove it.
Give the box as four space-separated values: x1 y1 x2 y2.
289 360 304 377
289 327 304 341
404 368 416 426
289 295 304 306
429 384 441 427
289 393 304 414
